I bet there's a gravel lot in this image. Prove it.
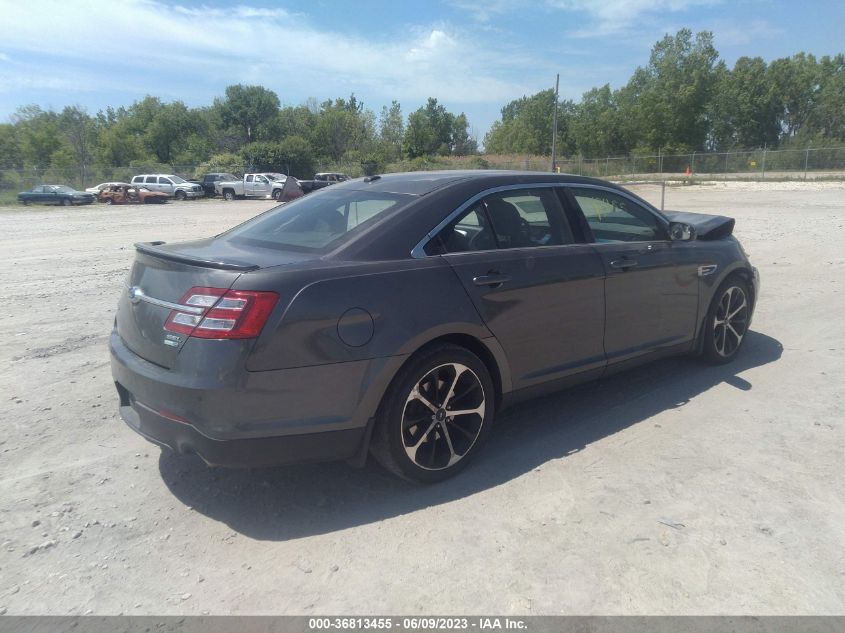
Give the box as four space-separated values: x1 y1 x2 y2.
1 182 843 615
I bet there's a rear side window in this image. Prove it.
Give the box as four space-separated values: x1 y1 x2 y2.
425 188 573 255
226 189 414 252
145 176 157 184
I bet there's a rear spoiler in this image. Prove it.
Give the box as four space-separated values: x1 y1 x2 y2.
134 242 259 272
663 211 735 240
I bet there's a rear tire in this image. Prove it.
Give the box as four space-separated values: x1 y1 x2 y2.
702 276 751 364
104 198 113 205
223 190 235 201
370 344 494 483
61 198 72 206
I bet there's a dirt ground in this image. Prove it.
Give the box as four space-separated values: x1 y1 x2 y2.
0 182 843 616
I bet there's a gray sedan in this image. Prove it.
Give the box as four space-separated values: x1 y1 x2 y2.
110 171 759 482
18 184 96 206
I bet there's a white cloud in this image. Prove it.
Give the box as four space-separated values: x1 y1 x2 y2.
452 0 723 36
712 19 783 47
0 0 532 106
449 0 531 22
546 0 723 36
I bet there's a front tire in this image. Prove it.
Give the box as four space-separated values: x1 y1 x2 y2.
175 190 186 201
370 344 494 483
272 188 282 201
702 276 751 364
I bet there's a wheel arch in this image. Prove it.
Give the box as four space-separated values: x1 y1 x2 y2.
410 333 509 412
351 331 509 470
695 265 755 354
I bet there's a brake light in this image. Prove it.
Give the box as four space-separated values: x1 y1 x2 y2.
164 287 279 339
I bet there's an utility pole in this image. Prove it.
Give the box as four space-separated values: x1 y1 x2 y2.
550 74 559 173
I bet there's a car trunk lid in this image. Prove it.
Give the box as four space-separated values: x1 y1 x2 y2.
117 239 317 369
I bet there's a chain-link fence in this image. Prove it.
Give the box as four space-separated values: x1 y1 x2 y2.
3 146 845 202
488 146 845 180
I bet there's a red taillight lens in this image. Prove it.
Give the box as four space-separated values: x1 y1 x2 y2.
164 287 279 340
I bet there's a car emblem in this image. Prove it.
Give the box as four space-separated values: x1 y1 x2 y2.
128 286 142 303
163 333 182 347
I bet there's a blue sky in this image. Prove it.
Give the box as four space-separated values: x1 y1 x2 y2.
1 0 843 140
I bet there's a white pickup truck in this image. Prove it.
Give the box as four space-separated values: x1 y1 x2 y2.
215 173 301 201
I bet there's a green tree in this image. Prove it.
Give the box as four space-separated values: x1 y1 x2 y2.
217 84 280 143
0 124 23 169
709 57 781 150
313 94 375 162
451 113 478 155
195 153 244 178
403 98 459 158
145 101 194 163
57 106 95 182
240 136 315 177
811 54 845 140
484 89 574 155
625 29 720 150
12 105 63 168
378 101 404 161
769 53 820 140
571 85 627 156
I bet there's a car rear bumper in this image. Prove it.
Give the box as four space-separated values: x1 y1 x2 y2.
117 393 364 468
109 330 385 467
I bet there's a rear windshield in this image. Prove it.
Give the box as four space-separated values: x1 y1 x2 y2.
225 189 414 252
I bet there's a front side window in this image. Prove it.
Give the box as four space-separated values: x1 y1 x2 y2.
425 188 572 255
158 177 172 185
570 188 665 242
226 189 413 252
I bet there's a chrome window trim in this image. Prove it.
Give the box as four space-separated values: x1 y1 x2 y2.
410 181 669 258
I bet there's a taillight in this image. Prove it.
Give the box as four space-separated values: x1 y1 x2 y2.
164 287 279 339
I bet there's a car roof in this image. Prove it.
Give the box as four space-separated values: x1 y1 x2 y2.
330 170 624 197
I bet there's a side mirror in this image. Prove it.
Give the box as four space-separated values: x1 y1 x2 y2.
669 222 695 242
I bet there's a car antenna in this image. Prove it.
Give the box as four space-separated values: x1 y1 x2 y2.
363 175 381 183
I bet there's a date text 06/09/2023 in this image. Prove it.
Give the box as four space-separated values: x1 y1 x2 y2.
307 618 528 630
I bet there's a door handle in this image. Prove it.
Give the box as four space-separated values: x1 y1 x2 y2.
473 272 511 287
610 258 639 270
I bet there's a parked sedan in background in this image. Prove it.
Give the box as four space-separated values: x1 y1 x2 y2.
111 171 759 483
18 185 96 206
